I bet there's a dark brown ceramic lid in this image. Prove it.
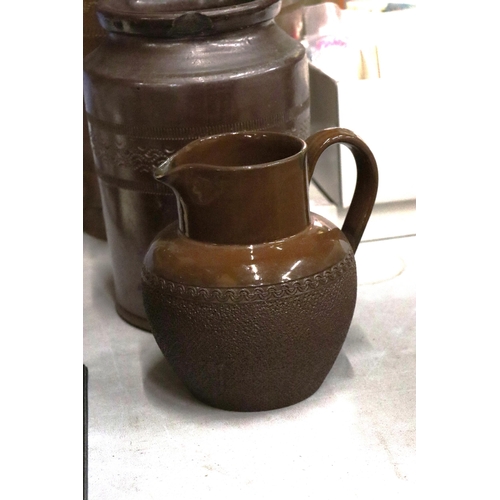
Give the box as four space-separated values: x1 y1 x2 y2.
96 0 282 37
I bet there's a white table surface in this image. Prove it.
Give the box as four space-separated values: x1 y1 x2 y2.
83 196 416 499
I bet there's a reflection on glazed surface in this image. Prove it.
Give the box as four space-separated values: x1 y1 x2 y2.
144 212 353 288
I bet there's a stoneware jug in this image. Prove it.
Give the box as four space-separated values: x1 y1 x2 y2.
141 127 378 412
83 0 310 331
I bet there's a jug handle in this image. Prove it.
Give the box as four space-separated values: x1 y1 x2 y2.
306 128 378 253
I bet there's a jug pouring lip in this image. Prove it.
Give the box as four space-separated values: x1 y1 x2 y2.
154 130 307 181
154 156 176 181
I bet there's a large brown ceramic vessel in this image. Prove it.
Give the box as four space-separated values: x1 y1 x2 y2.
83 0 310 331
142 127 378 411
83 0 107 240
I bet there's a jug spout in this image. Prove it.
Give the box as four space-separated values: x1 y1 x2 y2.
154 154 225 209
154 156 175 184
154 155 217 239
153 132 311 245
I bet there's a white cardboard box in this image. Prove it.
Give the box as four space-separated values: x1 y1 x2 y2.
307 5 419 209
310 64 418 208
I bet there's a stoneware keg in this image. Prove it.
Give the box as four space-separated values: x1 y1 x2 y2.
83 0 310 330
83 0 107 240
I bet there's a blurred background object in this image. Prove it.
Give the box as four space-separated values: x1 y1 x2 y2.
276 0 347 41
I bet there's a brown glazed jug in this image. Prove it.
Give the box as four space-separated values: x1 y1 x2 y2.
83 0 107 240
141 127 378 411
83 0 310 331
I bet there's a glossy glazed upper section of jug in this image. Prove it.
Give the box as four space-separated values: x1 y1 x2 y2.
155 132 313 245
96 0 282 36
143 213 353 287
